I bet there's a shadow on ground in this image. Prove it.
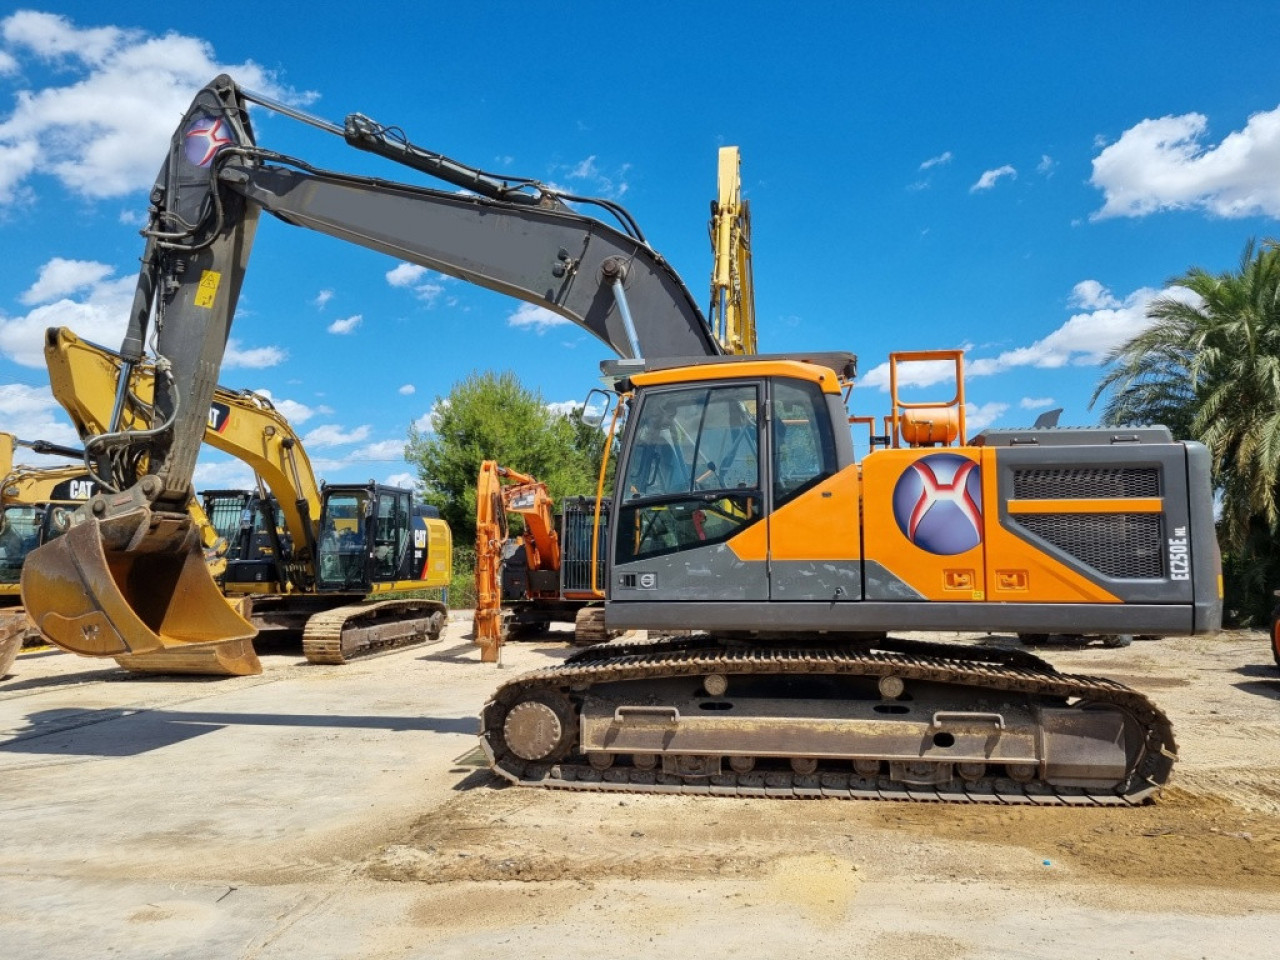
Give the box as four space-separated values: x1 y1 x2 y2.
0 706 476 757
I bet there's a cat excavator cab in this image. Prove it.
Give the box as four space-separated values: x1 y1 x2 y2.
24 76 1221 804
0 436 101 603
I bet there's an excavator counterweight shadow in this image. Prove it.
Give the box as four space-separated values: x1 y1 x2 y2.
20 517 261 676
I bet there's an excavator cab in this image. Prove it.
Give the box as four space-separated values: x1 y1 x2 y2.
200 489 292 587
0 506 38 587
316 483 412 592
0 472 103 591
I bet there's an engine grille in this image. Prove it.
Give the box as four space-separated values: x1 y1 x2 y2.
1013 467 1160 500
1014 513 1164 579
560 498 610 595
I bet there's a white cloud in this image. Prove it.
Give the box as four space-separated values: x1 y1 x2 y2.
859 357 958 391
561 155 629 199
414 401 443 432
0 11 299 206
569 155 598 179
312 289 333 309
1020 396 1056 410
192 456 256 491
398 384 415 396
970 165 1016 192
190 455 256 491
0 266 135 367
386 262 445 304
302 423 371 448
349 439 406 461
0 49 18 75
919 151 952 171
1091 106 1280 219
245 389 315 425
20 257 115 305
965 287 1170 374
1 258 292 372
1037 155 1056 176
546 400 581 417
508 302 569 333
386 263 426 287
223 338 286 369
1068 279 1121 310
859 282 1198 391
965 402 1008 432
326 313 362 335
0 382 81 449
384 471 417 489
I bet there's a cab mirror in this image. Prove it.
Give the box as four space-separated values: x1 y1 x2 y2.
580 389 613 427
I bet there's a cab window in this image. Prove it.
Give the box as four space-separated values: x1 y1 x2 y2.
616 384 760 563
771 379 838 508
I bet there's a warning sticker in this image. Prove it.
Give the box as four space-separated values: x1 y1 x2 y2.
194 270 222 308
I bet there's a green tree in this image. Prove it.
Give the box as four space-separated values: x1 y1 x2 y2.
1092 238 1280 622
405 370 605 547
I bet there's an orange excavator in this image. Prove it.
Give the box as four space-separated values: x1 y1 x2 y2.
474 462 610 662
22 76 1222 804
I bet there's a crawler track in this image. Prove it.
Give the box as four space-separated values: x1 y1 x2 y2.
302 599 446 664
480 636 1176 805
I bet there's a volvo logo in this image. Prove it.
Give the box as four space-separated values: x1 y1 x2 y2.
891 453 983 555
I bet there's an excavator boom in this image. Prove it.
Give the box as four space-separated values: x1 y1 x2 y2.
473 462 566 661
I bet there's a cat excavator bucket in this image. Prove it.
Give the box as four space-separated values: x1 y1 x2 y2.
21 483 260 676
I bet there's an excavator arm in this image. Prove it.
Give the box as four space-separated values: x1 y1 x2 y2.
473 461 562 661
708 147 757 356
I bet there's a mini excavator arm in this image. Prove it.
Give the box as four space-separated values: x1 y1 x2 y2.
22 74 719 659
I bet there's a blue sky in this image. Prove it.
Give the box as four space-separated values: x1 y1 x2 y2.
2 4 1280 491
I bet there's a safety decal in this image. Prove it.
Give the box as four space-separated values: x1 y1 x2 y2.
891 453 983 555
184 114 233 167
194 270 221 308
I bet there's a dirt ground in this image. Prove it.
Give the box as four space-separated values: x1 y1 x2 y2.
1 622 1278 959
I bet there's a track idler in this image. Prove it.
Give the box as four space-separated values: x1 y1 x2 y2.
20 481 260 675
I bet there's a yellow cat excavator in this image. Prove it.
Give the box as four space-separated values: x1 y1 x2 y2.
40 326 452 674
23 76 1221 804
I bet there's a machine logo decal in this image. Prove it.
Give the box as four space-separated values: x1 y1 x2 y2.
184 115 232 167
892 453 983 555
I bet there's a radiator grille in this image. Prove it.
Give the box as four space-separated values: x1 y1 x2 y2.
560 498 610 594
1014 513 1163 579
1013 467 1160 500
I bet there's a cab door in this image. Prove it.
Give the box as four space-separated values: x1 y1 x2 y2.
610 380 768 602
759 377 855 600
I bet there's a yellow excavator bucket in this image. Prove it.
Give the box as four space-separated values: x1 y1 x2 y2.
20 514 261 675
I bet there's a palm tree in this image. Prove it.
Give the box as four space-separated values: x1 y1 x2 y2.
1092 239 1280 622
